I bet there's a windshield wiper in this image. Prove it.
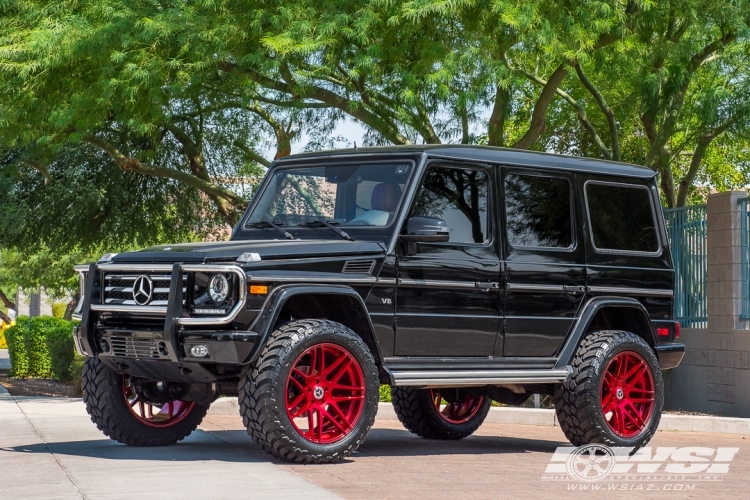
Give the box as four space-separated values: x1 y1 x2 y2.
299 219 354 241
247 220 295 240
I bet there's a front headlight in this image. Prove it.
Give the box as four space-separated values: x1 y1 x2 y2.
208 274 229 304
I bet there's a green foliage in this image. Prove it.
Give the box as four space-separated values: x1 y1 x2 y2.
379 385 392 403
0 330 7 350
4 316 75 379
4 320 30 377
45 322 77 382
51 303 67 319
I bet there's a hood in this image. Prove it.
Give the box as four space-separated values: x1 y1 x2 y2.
107 239 387 264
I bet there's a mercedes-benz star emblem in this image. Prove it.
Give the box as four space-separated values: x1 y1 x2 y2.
132 275 153 306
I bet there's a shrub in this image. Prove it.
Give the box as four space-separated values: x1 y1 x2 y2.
46 323 77 382
69 354 85 396
379 385 392 402
51 302 68 319
0 330 7 349
4 316 76 379
4 320 30 377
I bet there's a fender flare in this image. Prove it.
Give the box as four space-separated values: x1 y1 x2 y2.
554 296 657 369
244 284 382 364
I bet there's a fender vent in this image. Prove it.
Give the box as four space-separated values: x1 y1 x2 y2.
342 260 376 275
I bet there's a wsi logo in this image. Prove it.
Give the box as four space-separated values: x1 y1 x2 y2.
543 445 739 482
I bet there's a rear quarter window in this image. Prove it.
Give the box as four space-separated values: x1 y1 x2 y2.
585 182 659 253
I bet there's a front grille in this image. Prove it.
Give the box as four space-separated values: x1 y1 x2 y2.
109 336 160 359
342 260 376 274
103 273 186 306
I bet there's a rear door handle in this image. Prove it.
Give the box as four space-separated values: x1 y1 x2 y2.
476 282 500 292
564 285 586 295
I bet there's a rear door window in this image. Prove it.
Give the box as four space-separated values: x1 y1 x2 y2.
585 182 659 253
505 173 573 249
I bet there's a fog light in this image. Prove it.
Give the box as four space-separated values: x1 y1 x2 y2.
190 345 209 358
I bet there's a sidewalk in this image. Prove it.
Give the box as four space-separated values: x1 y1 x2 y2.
0 384 341 500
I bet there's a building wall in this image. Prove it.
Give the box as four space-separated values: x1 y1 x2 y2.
664 191 750 417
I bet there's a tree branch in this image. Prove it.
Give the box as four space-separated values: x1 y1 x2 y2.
0 288 16 311
488 85 511 147
573 62 621 160
21 159 52 185
512 65 568 150
233 141 271 167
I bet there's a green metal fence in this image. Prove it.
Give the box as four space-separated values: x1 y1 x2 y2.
739 198 750 320
663 205 707 328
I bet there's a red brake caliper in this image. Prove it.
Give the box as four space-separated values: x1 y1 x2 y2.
600 351 655 438
285 343 366 444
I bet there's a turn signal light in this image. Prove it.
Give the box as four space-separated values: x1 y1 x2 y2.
656 327 669 337
249 285 268 295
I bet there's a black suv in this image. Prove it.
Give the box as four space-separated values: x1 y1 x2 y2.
74 145 685 463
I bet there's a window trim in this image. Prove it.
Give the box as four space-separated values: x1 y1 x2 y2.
583 179 663 257
503 170 577 253
241 159 417 231
405 162 494 248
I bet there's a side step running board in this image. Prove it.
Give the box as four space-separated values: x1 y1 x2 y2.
390 367 572 388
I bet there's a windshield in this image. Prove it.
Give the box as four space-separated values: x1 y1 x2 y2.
246 162 413 230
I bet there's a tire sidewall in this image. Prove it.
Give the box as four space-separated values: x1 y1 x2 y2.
589 335 664 447
267 325 380 456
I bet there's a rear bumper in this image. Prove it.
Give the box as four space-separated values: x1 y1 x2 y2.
655 343 685 370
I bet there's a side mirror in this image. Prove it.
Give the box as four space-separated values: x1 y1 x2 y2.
399 217 450 254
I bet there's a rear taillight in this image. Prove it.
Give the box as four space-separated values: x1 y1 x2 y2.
675 322 681 339
657 327 669 337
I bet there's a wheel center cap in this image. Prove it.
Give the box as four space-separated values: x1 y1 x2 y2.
616 388 624 400
313 386 325 400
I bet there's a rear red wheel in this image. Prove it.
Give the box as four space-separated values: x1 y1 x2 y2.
285 343 366 444
430 389 485 425
123 376 196 429
600 351 655 438
391 387 490 440
554 330 663 447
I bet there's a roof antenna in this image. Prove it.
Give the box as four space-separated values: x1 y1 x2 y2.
353 141 358 151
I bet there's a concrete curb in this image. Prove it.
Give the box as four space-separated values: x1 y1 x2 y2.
207 398 750 435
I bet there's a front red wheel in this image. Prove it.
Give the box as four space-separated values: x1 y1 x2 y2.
285 343 366 444
123 376 196 429
241 320 380 463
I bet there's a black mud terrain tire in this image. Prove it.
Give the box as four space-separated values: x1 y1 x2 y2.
391 387 491 440
240 320 380 463
82 357 208 446
554 330 664 448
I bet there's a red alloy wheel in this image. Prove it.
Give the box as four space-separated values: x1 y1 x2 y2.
285 343 366 444
122 376 196 428
430 389 485 425
600 351 655 438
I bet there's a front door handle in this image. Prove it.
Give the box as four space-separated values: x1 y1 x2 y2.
564 285 586 295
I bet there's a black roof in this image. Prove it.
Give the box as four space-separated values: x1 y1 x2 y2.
276 145 656 180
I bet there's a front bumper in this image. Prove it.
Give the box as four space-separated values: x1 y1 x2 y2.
655 343 685 370
74 261 253 366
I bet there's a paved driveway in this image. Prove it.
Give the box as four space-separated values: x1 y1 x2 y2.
2 386 748 500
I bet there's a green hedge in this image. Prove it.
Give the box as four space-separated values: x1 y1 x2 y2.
5 316 78 379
